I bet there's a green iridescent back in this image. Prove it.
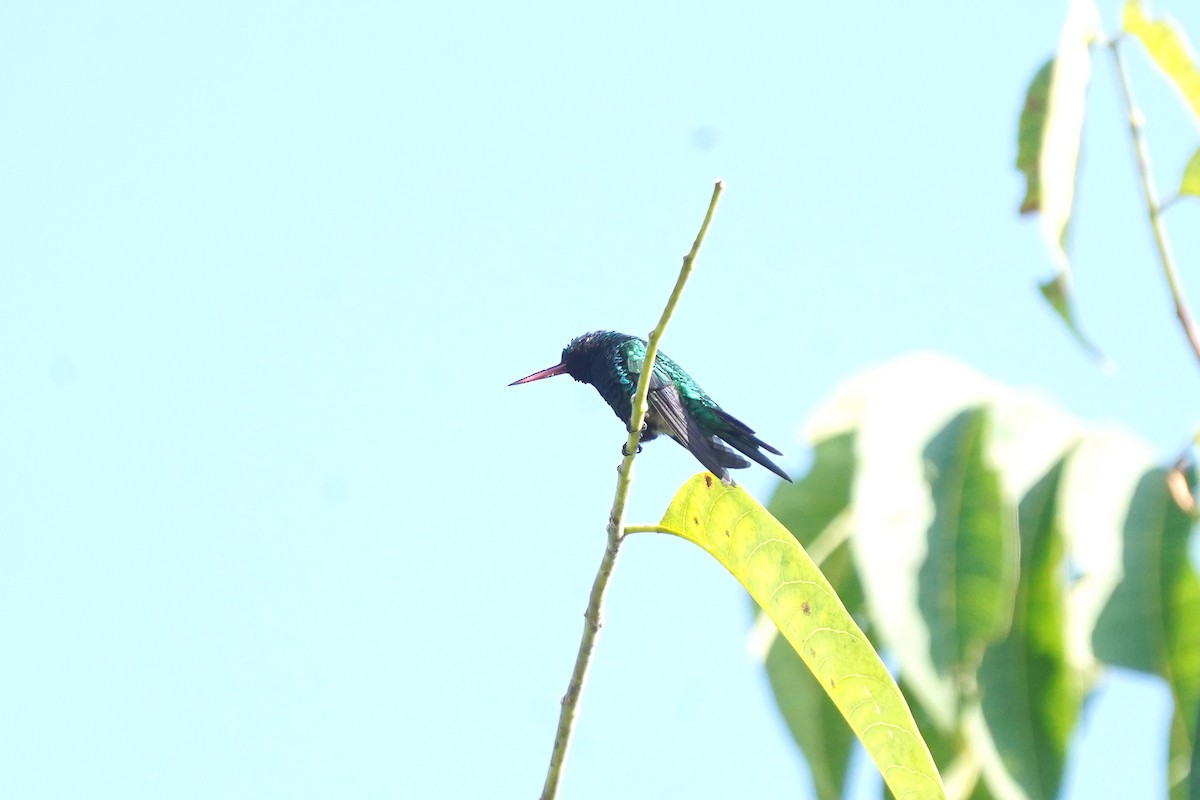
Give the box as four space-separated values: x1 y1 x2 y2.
612 335 717 417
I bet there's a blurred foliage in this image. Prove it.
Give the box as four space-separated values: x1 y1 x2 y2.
1019 0 1200 357
760 354 1199 800
654 2 1200 797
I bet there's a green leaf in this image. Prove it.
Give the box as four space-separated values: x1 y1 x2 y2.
660 475 946 800
1057 429 1155 673
1036 0 1098 266
794 357 1085 796
833 355 1013 732
764 433 861 800
977 456 1082 800
898 683 994 800
1190 701 1200 800
1017 0 1102 357
767 433 857 552
918 408 1019 682
1092 467 1200 678
1174 708 1193 800
1181 147 1200 199
1017 59 1054 215
1093 466 1200 792
1123 0 1200 123
764 637 855 800
1038 273 1104 361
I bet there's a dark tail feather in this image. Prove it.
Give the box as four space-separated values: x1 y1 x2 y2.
671 421 743 484
713 409 792 482
731 440 792 482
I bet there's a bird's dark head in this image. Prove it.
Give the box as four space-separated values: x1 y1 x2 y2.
508 330 625 387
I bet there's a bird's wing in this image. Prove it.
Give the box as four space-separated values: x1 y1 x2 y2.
646 373 746 481
645 370 692 443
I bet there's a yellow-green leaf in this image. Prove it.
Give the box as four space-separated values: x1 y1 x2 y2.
764 433 862 800
1182 147 1200 198
660 475 945 800
1123 0 1200 123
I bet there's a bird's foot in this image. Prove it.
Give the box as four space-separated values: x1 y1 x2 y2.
621 441 644 457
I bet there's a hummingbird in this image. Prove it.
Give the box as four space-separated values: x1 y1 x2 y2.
509 330 791 483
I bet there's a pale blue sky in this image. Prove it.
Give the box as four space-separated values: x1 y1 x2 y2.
2 2 1198 798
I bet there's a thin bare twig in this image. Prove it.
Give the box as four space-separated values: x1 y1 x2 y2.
539 181 725 800
1109 40 1200 369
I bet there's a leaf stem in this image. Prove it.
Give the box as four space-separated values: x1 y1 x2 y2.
538 180 725 800
1108 40 1200 369
623 524 680 535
